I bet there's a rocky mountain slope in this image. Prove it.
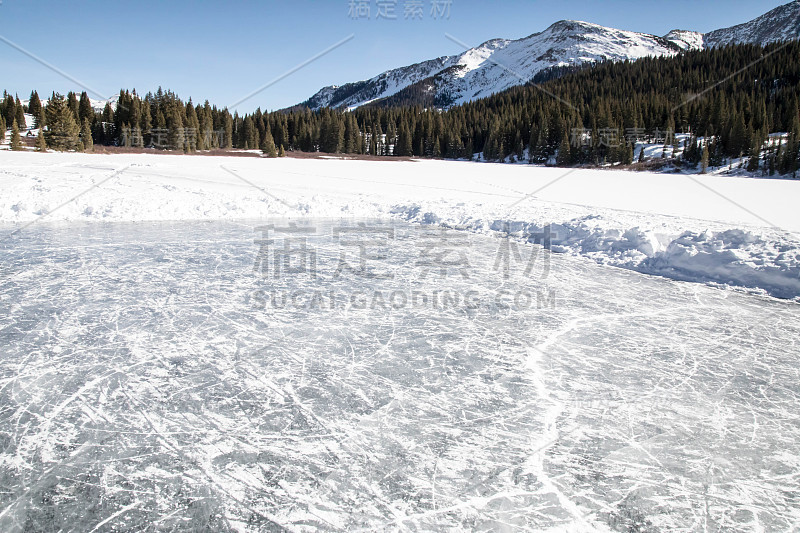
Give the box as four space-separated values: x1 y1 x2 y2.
298 1 799 110
705 1 799 47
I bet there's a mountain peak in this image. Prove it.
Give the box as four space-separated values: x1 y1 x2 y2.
295 2 797 111
547 19 594 28
543 19 609 35
663 29 705 51
705 0 799 47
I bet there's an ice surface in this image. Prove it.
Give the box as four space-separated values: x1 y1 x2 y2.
0 220 798 532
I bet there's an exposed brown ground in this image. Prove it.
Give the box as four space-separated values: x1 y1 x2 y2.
16 142 681 171
78 145 418 162
614 159 682 172
89 146 262 158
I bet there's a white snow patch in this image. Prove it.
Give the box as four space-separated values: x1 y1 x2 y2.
1 150 798 298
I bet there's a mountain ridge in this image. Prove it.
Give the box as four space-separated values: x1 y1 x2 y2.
297 1 800 111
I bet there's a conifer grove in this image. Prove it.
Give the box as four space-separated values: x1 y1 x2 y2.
2 42 798 175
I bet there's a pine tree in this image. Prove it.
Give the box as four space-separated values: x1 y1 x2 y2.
185 101 200 152
3 94 15 128
767 144 777 176
167 107 185 151
708 137 723 167
260 126 277 157
67 92 79 122
35 129 47 152
320 113 344 153
10 119 22 150
533 126 550 164
514 132 524 161
141 103 152 144
623 142 634 165
119 122 132 148
482 131 496 161
277 118 289 151
370 127 379 156
701 142 709 174
746 137 761 172
788 118 800 178
220 110 230 148
556 132 571 166
528 125 539 163
28 91 43 127
15 96 26 130
729 115 748 158
78 92 94 125
81 119 93 152
278 145 285 157
102 102 114 124
0 116 5 143
396 122 413 156
96 102 112 144
344 115 358 153
44 94 81 151
242 115 257 150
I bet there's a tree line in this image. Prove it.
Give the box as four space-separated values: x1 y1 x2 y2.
2 41 798 174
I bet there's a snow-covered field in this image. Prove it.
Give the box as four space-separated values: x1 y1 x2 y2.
1 150 799 298
1 151 799 531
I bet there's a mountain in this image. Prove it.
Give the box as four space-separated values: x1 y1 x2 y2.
300 21 683 110
297 1 799 111
88 95 119 112
705 1 799 47
22 95 118 113
663 30 704 51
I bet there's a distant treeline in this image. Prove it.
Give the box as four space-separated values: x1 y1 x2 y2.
2 41 798 174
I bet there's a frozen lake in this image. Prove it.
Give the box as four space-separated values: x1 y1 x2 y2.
0 220 798 532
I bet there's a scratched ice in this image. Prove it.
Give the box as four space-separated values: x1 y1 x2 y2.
0 220 798 532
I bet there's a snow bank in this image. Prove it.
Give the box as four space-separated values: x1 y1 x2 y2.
387 205 800 299
1 150 798 299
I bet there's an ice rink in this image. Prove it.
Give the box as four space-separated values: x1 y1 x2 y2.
1 220 797 531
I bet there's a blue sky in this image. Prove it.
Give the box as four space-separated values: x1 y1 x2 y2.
0 0 788 112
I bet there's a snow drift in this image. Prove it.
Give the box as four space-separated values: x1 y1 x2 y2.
1 151 798 299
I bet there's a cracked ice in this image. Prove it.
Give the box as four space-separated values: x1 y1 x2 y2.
0 220 798 532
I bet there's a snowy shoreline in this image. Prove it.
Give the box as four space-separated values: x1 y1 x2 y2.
1 150 799 300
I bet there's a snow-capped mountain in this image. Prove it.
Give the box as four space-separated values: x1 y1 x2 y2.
22 94 118 113
298 1 799 110
705 1 799 47
301 21 683 110
663 30 704 51
89 95 119 112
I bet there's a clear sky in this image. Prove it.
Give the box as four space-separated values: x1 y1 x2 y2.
0 0 789 112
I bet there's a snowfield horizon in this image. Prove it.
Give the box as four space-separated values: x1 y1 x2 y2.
2 150 799 299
